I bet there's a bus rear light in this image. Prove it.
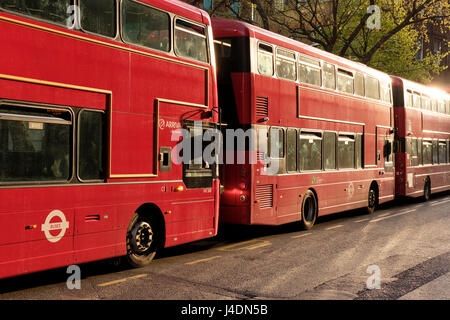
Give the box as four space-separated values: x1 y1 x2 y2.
239 183 247 190
239 194 248 202
174 186 184 192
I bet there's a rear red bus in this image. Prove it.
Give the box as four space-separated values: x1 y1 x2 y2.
0 0 219 279
392 76 450 200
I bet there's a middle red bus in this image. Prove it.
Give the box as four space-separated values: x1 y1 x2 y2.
213 18 395 228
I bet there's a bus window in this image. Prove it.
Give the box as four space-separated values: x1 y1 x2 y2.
175 19 209 63
269 128 284 159
410 138 419 166
439 141 447 164
122 0 170 52
337 69 354 94
432 140 438 164
323 131 336 170
338 135 355 169
380 82 392 103
355 134 363 169
354 73 364 96
0 0 72 26
80 0 116 38
412 92 421 108
365 76 380 100
286 128 297 172
322 62 336 90
298 55 321 87
438 100 445 114
405 90 413 107
421 95 430 111
78 110 106 181
430 99 437 112
423 140 432 165
0 104 72 183
276 48 296 81
258 43 274 76
298 132 322 171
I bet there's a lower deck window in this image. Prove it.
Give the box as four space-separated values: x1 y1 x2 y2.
0 105 72 182
338 135 355 169
299 132 322 171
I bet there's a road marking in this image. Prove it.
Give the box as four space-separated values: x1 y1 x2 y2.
326 225 344 230
185 256 221 265
355 218 370 223
97 274 147 287
216 239 270 251
430 199 450 206
291 233 312 239
370 209 416 223
377 212 391 218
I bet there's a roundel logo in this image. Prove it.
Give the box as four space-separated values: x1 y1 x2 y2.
159 119 166 130
41 210 70 243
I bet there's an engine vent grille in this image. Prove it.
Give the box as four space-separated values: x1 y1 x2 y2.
256 96 269 118
255 184 273 209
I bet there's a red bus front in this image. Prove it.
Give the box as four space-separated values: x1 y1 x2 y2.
0 0 219 279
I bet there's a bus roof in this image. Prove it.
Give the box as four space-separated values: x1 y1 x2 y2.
140 0 210 25
212 18 391 83
392 76 449 100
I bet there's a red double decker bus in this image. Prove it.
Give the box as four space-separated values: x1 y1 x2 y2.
392 77 450 200
213 18 395 228
0 0 219 279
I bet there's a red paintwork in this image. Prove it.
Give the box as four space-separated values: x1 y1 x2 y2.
0 0 219 279
213 18 395 226
392 76 450 198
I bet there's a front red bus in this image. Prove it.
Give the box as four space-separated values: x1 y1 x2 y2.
392 76 450 200
0 0 219 279
213 18 395 228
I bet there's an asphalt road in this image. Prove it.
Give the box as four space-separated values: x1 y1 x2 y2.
0 192 449 301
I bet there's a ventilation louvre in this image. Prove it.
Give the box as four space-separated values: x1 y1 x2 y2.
255 184 273 209
256 96 269 118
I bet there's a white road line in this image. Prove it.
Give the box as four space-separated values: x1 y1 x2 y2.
430 199 450 206
326 225 344 231
370 209 416 223
291 233 312 239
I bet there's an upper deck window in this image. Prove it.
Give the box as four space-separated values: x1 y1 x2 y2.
412 92 421 108
438 100 445 114
258 43 274 76
421 95 431 111
276 48 296 81
175 19 209 64
380 82 392 104
337 69 354 94
80 0 116 38
298 55 321 87
354 73 364 96
405 90 413 107
322 62 336 90
0 0 73 26
365 76 380 100
122 0 170 52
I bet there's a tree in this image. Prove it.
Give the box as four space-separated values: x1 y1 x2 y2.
185 0 449 83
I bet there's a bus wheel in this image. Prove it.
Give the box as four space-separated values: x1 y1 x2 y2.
126 213 158 268
366 187 377 215
423 179 431 202
300 190 318 230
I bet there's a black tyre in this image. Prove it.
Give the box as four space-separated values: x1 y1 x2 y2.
126 213 158 268
300 190 318 230
366 187 377 215
423 178 431 202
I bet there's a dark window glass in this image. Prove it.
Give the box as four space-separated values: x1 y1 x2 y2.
80 0 116 37
322 62 336 90
338 135 355 169
258 43 273 76
276 49 296 81
270 128 284 159
323 131 336 170
432 140 438 164
0 0 72 25
354 73 364 96
410 138 419 167
384 138 394 172
355 134 363 169
79 111 106 180
418 138 423 165
439 142 447 164
286 129 297 172
175 19 209 63
365 76 380 100
423 141 432 165
0 105 71 182
299 132 322 171
122 0 170 52
337 69 354 94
